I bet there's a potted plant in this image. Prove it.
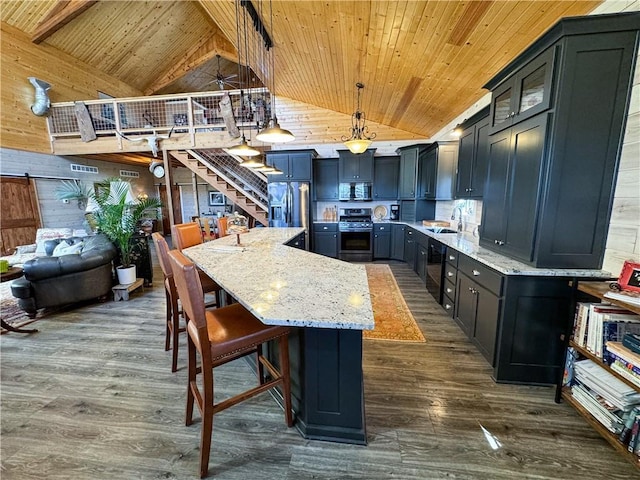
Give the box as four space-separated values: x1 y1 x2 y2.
55 178 162 284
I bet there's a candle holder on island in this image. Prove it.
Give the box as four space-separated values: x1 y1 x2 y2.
227 211 249 246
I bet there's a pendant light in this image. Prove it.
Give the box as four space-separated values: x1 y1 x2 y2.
342 82 376 154
239 155 264 168
255 0 295 143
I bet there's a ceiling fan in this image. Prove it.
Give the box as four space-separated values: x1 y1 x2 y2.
204 55 240 90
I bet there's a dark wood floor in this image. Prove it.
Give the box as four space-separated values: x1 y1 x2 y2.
1 255 637 479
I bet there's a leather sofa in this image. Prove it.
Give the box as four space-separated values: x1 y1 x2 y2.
11 234 117 318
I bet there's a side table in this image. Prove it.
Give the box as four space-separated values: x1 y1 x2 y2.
1 267 38 334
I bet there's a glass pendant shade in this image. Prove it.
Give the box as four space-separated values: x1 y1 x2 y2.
239 156 264 168
344 139 372 154
256 118 295 143
227 136 260 157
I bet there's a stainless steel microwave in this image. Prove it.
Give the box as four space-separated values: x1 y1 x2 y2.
338 182 372 201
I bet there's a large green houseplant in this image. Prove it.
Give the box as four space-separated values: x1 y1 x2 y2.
55 178 162 277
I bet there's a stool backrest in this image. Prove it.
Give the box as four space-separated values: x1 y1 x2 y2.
216 217 228 237
172 222 203 250
168 249 208 343
151 232 173 279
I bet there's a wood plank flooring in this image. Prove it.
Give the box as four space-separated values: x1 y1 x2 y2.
1 255 638 479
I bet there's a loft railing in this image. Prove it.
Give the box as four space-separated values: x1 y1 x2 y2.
47 88 271 142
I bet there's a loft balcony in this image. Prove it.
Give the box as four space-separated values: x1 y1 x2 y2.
46 89 271 157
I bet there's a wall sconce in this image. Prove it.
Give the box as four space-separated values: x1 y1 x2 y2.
28 77 51 116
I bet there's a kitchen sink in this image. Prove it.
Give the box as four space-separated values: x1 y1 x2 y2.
423 227 458 234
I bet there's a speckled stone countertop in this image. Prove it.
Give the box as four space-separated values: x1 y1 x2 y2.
373 220 612 278
182 227 374 330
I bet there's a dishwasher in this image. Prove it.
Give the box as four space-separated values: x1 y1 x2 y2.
425 238 446 304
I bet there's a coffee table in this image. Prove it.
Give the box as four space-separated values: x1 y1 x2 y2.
1 266 38 334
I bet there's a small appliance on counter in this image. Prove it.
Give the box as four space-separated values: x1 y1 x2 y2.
390 204 400 221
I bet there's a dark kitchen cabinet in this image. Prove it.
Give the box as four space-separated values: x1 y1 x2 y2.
455 106 490 199
266 149 317 181
314 159 339 201
481 114 547 263
397 145 425 199
373 157 399 200
481 15 640 269
373 224 391 259
338 149 375 182
390 224 405 261
313 223 338 258
404 227 416 269
416 243 428 286
488 47 555 135
418 142 458 200
286 231 307 250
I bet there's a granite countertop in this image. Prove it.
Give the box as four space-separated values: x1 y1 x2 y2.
182 227 374 331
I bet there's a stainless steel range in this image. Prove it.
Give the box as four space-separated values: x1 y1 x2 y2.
338 208 373 262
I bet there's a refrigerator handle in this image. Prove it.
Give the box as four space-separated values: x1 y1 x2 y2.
286 183 292 225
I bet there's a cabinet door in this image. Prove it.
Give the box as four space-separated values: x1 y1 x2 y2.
313 231 338 258
502 115 547 263
454 274 475 337
339 152 359 181
480 129 510 246
404 228 416 267
416 244 428 285
418 148 437 199
373 157 399 200
288 153 312 181
455 124 475 198
314 159 339 200
398 149 418 199
469 117 490 199
472 282 500 365
266 154 290 180
490 81 514 134
391 224 405 260
373 232 391 259
357 154 374 183
512 48 555 125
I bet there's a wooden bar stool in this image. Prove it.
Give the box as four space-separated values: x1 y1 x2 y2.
171 222 225 299
151 232 219 372
215 216 228 238
168 249 293 478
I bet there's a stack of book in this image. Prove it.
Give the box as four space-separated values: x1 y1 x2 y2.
572 359 640 436
606 340 640 388
572 302 640 360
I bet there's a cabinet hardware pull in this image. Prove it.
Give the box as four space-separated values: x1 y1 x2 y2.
468 287 473 291
380 227 384 230
472 270 480 276
446 288 452 293
494 239 498 244
498 241 504 246
449 255 455 260
445 304 451 310
323 226 328 230
448 272 454 277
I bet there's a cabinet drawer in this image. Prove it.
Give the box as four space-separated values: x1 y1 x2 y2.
443 279 456 299
444 263 457 283
445 249 459 267
442 294 455 317
458 255 503 296
315 223 337 232
374 224 391 233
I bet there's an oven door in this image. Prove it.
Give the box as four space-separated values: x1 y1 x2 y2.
338 229 373 262
426 238 445 304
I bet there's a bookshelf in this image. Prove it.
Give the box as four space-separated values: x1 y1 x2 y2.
560 280 640 469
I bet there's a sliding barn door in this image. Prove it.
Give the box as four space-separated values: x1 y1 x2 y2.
0 176 41 255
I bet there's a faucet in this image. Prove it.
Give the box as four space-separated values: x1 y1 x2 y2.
451 206 463 233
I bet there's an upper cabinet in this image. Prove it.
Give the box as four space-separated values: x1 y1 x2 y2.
338 149 375 183
419 142 458 200
266 150 318 182
314 159 339 201
480 13 640 269
488 48 555 135
373 156 399 200
455 106 490 199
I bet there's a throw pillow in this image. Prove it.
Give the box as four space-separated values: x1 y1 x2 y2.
52 241 84 256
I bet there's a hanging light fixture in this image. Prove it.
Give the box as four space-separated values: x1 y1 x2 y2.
238 155 264 168
228 0 261 157
255 0 295 143
342 82 376 154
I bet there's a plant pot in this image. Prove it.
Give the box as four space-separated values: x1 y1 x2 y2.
116 265 136 285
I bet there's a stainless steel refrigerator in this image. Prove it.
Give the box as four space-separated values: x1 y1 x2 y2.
268 181 310 236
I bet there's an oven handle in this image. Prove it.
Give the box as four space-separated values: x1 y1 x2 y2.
338 228 373 233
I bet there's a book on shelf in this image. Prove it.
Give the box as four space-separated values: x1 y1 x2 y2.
610 362 640 388
586 304 637 356
607 341 640 367
573 359 640 411
604 289 640 307
623 333 640 355
571 383 625 434
619 406 640 447
574 302 593 348
599 316 640 360
629 415 640 453
607 352 640 376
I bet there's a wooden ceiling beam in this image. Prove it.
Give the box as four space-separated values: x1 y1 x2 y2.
31 0 98 44
143 31 238 95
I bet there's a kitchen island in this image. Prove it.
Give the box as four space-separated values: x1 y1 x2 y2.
183 227 374 444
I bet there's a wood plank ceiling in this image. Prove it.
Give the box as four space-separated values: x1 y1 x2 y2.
2 0 602 143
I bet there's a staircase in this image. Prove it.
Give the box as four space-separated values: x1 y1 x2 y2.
170 149 269 226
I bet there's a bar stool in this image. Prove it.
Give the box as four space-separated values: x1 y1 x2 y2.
168 249 293 478
215 216 228 238
151 232 218 372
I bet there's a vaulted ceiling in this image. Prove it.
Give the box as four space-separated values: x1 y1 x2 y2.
2 0 601 142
